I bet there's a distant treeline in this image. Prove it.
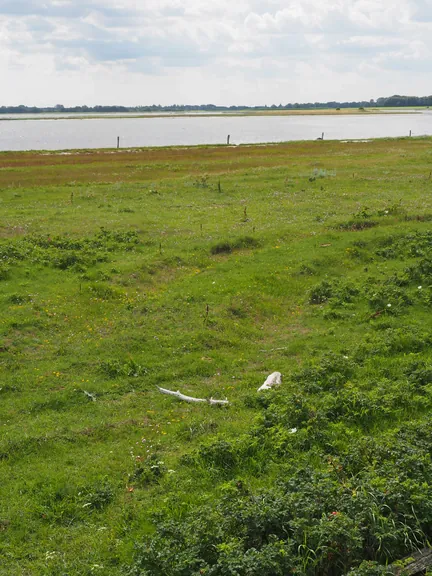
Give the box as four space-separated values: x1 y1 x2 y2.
1 95 432 114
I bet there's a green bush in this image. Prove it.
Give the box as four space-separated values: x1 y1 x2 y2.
309 280 334 304
0 265 10 280
129 454 167 487
211 236 261 255
347 561 393 575
100 358 146 378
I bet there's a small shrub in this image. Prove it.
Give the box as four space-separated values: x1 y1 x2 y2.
377 201 405 217
333 282 360 304
309 280 334 304
376 247 397 259
211 236 261 255
353 207 373 220
347 561 393 575
323 308 345 320
9 293 32 304
405 361 432 388
193 175 209 188
233 236 261 250
130 454 167 487
406 257 432 283
80 480 114 511
176 418 218 441
198 439 238 471
404 213 432 222
367 285 412 314
297 264 316 276
34 479 114 525
52 251 82 270
0 266 10 281
87 282 122 300
100 358 147 378
293 353 356 392
338 219 378 232
211 241 232 255
312 168 336 179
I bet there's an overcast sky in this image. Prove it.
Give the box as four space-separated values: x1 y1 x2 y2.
0 0 431 106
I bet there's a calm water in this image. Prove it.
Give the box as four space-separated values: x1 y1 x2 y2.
1 112 432 152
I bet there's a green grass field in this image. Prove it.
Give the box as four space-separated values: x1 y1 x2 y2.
1 138 432 575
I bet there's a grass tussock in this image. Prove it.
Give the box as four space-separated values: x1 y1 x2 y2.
211 235 262 255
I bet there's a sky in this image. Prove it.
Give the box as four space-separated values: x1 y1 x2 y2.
0 0 431 106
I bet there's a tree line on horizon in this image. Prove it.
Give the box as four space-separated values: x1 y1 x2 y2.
1 95 431 114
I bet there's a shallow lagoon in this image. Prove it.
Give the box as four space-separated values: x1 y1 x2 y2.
1 111 432 151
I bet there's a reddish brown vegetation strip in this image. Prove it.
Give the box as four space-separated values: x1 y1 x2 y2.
0 139 431 188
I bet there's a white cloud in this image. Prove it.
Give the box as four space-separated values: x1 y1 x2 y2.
0 0 432 105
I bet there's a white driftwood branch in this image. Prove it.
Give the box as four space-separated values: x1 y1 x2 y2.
208 397 229 406
157 386 229 406
258 371 282 392
259 347 288 353
393 548 432 575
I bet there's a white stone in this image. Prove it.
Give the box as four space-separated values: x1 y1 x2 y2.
258 371 282 392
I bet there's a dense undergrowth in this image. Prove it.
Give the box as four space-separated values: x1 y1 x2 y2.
0 139 432 575
129 230 432 576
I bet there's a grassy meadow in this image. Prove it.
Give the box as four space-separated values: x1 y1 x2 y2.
1 138 432 575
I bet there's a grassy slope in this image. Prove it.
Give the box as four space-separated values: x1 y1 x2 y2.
0 138 432 575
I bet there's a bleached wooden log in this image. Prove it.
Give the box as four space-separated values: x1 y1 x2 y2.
393 548 432 575
208 397 229 406
258 371 282 392
157 386 229 406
